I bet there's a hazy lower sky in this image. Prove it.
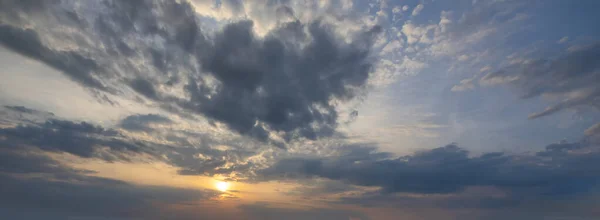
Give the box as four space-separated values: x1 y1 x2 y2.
1 0 600 219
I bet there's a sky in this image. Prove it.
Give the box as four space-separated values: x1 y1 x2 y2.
0 0 600 219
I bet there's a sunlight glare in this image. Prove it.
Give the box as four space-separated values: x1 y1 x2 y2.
216 181 230 192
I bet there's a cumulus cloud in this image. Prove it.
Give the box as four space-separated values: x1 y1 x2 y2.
0 0 382 143
186 20 381 142
480 43 600 119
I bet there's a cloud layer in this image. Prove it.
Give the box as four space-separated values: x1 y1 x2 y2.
1 0 600 219
260 133 600 198
0 0 382 143
482 43 600 119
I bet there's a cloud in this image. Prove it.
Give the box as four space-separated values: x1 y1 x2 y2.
4 105 55 116
0 0 382 143
0 105 267 181
412 4 424 16
458 54 470 61
451 77 476 92
111 112 274 178
388 0 528 83
285 179 359 196
0 108 221 219
0 108 267 219
3 105 599 219
558 36 569 44
585 123 600 143
0 25 107 91
239 203 368 220
119 114 172 132
479 65 492 73
1 105 56 126
0 117 156 161
0 145 214 220
480 43 600 119
186 20 381 142
259 138 600 197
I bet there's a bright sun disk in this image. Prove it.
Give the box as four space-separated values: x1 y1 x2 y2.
216 181 230 192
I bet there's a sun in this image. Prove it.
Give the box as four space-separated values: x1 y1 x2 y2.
216 181 230 192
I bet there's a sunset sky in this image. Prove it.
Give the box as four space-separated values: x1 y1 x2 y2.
1 0 600 219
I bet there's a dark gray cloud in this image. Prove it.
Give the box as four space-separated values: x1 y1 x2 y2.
1 106 265 179
119 114 172 132
0 119 153 161
481 43 600 119
239 203 368 220
259 139 600 197
4 105 55 116
0 147 81 175
0 0 381 143
1 105 56 126
0 175 211 220
0 24 107 91
128 78 160 100
0 142 214 220
185 20 380 142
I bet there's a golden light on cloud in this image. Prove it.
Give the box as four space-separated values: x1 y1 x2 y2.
216 181 230 192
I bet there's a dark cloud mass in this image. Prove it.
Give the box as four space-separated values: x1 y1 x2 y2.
186 20 379 142
260 138 600 197
0 0 381 142
0 119 152 161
